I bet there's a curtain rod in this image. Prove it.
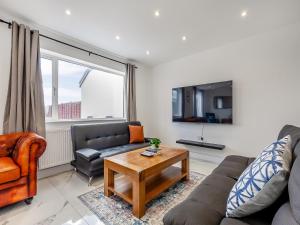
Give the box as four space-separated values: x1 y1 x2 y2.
0 19 137 69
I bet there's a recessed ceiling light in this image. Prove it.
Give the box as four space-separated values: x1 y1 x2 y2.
182 36 187 41
65 9 71 15
115 35 120 40
154 10 160 17
146 50 150 55
241 10 248 18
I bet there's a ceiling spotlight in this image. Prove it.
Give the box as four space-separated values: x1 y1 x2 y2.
146 50 150 55
241 10 248 18
154 10 160 17
182 36 187 41
65 9 71 15
115 35 120 40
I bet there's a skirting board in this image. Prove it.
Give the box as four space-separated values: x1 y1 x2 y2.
38 163 74 179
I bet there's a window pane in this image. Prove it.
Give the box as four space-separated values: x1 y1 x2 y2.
41 58 53 118
81 70 124 119
58 60 87 120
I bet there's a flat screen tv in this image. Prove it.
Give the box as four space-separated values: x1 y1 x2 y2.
172 81 233 124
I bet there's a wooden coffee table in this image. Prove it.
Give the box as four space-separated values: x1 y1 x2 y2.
104 146 189 218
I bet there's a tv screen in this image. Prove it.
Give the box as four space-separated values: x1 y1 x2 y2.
172 81 233 124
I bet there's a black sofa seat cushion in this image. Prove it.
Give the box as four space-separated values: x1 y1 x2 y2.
100 142 150 158
86 142 150 173
76 148 101 161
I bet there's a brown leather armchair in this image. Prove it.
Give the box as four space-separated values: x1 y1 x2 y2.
0 132 46 207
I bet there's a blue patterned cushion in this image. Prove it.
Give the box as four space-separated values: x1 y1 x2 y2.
226 136 292 217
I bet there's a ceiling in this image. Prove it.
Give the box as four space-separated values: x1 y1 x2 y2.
0 0 300 66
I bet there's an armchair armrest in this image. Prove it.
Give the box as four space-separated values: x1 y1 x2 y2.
12 132 47 177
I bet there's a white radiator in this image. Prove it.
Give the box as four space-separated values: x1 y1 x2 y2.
39 129 74 170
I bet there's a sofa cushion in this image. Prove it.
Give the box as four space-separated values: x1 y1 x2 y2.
164 174 236 225
220 218 250 225
226 136 292 217
128 125 144 144
212 155 254 180
76 148 101 161
221 218 270 225
272 202 298 225
100 142 150 158
0 157 20 184
288 156 300 223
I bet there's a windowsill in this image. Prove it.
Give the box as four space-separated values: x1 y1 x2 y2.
46 118 126 124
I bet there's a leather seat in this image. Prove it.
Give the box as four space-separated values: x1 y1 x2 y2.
0 132 46 207
0 157 20 184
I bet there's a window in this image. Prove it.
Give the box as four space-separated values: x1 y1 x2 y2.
41 53 125 121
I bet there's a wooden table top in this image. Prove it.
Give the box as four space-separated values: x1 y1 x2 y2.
104 146 188 173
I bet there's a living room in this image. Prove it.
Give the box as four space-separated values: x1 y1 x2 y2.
0 1 299 225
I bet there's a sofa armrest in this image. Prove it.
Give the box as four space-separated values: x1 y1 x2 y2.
76 148 101 161
12 132 47 177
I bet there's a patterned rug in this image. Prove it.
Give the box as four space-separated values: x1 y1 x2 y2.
78 171 205 225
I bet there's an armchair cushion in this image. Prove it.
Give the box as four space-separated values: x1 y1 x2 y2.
0 157 20 184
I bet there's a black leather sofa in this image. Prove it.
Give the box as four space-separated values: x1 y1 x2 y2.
70 121 150 184
163 125 300 225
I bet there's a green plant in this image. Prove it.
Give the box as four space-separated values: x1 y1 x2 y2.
150 138 161 148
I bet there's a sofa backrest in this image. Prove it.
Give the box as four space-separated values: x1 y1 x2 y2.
277 125 300 161
71 121 141 158
276 125 300 223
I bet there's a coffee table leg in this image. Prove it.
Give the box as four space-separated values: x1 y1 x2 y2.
182 156 190 181
104 167 114 197
132 176 146 218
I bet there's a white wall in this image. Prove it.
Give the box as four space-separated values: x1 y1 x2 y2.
149 22 300 162
81 70 124 119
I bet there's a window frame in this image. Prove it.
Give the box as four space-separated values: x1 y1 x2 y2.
41 52 126 123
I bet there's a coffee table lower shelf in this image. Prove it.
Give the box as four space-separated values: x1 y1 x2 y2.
107 166 187 204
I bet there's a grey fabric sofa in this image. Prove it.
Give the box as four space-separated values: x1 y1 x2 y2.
70 121 150 183
163 125 300 225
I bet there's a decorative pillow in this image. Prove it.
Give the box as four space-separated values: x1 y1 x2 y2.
128 125 144 144
226 135 292 217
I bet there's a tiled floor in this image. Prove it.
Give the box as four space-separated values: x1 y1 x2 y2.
0 159 218 225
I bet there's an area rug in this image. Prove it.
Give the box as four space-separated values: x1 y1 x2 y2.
78 171 205 225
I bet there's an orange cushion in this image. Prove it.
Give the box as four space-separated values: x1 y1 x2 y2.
0 157 20 184
128 125 145 144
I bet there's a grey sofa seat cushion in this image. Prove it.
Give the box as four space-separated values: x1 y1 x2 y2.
221 218 270 225
272 202 299 225
221 218 250 225
163 200 224 225
76 148 101 161
212 155 254 180
164 174 236 225
100 142 150 158
289 157 300 223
